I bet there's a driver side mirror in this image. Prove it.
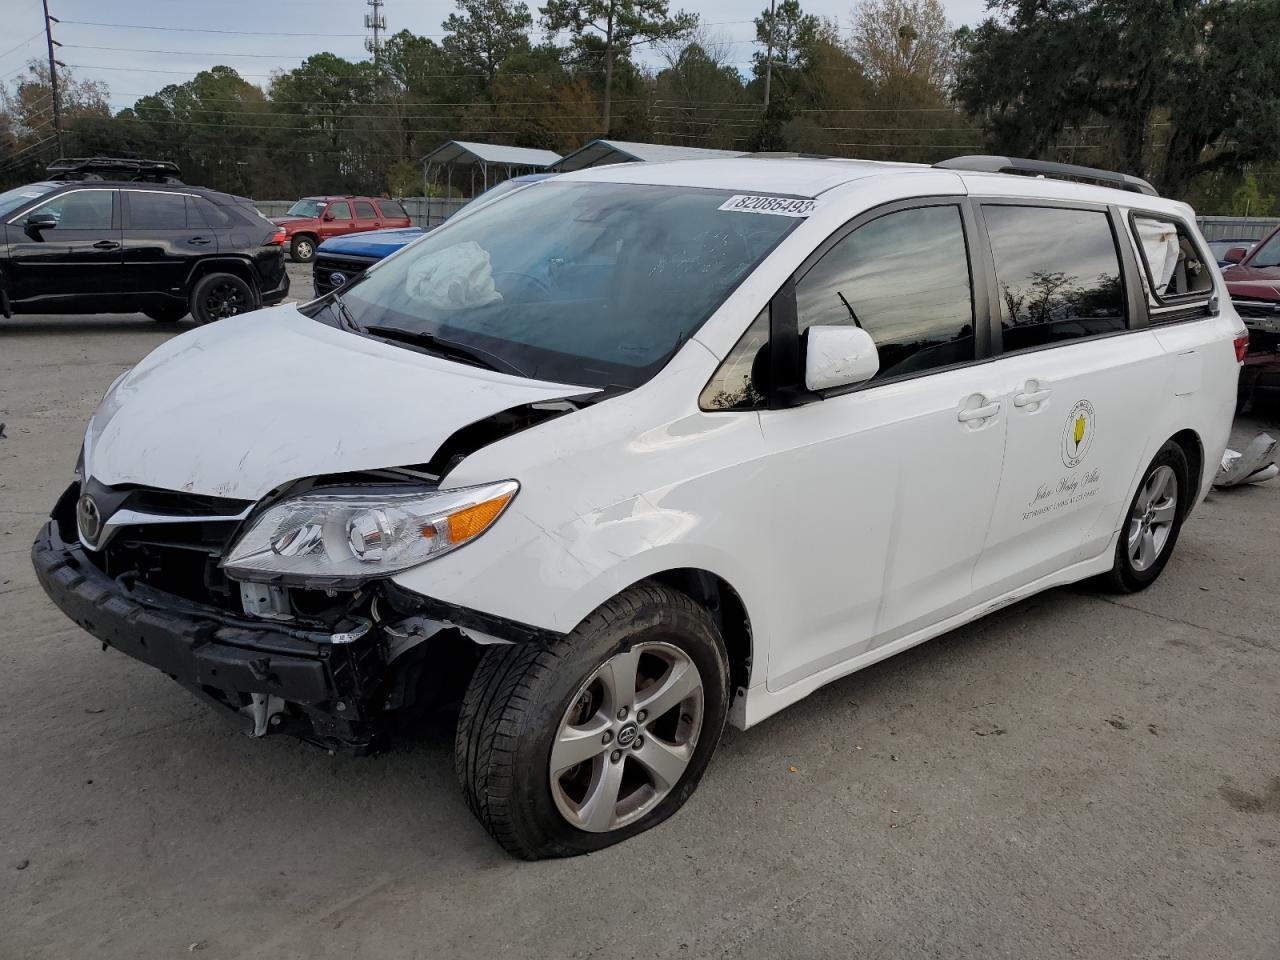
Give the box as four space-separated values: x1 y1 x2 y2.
805 325 880 391
24 212 57 237
322 212 335 222
1224 246 1248 264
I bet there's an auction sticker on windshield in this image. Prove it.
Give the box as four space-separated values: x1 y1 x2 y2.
718 195 816 217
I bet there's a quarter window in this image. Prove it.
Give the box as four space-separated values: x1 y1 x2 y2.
701 306 770 410
355 201 377 219
1132 215 1212 304
983 205 1126 351
28 190 113 230
379 200 408 220
328 201 351 220
127 191 187 229
796 204 975 380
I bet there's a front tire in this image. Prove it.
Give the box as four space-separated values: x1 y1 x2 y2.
454 584 730 860
1100 440 1189 593
290 235 316 263
189 273 255 325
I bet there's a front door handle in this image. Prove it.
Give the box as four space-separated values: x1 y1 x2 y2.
187 236 212 246
957 393 1001 424
92 240 120 250
1013 379 1052 410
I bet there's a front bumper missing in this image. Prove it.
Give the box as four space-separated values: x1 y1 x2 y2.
31 498 388 754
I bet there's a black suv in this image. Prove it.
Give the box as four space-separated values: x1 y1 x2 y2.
0 158 289 324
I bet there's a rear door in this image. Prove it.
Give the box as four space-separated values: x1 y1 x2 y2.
376 199 411 228
5 188 122 306
971 201 1164 596
120 189 216 297
353 200 381 233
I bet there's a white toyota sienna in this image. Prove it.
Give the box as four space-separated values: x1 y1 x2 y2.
34 155 1246 858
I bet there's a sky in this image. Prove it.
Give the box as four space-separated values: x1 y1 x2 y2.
1 0 993 113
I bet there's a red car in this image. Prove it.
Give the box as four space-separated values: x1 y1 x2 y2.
1222 228 1280 411
272 196 412 263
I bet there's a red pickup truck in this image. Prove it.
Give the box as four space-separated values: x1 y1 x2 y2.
272 196 413 263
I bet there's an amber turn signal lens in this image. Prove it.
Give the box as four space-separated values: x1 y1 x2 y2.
446 493 514 544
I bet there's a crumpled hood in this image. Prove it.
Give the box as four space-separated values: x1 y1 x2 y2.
1227 278 1280 301
85 305 590 501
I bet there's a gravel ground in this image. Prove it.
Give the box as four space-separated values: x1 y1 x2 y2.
1 279 1277 959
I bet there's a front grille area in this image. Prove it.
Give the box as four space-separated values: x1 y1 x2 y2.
313 253 376 295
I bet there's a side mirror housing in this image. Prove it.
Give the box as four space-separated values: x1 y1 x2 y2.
1224 246 1248 264
804 325 880 392
322 212 335 222
24 213 57 236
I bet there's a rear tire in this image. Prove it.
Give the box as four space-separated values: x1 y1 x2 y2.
189 273 256 325
144 304 188 324
1099 440 1189 593
454 583 730 860
290 235 316 263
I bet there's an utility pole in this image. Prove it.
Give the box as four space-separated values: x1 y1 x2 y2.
364 0 386 65
763 0 776 110
42 0 62 156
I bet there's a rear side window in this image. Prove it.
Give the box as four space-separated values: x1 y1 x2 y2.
355 201 377 219
378 200 408 220
127 191 187 229
189 197 233 227
983 206 1125 351
1132 215 1213 306
328 201 351 220
796 204 975 380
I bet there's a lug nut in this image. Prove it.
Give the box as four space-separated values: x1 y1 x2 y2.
636 710 647 723
601 730 613 745
610 750 622 763
633 736 644 749
617 707 628 721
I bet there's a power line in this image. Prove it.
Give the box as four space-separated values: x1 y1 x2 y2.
0 30 46 65
62 44 348 60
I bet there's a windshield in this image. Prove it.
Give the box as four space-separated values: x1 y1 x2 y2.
452 178 528 218
330 181 801 389
287 198 327 217
0 182 58 220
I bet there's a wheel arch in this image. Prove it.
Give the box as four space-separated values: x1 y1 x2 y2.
643 568 754 699
186 258 263 307
1168 427 1205 512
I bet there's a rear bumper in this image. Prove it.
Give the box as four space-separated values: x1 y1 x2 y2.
260 266 290 305
31 490 387 753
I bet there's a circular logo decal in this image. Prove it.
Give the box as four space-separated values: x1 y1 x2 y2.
330 271 347 287
76 494 102 543
616 722 638 747
1061 400 1096 468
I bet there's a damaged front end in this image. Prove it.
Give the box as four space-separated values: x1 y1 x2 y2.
31 477 548 754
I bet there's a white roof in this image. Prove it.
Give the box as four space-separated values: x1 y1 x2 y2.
553 139 746 171
555 156 1187 210
422 140 560 168
558 156 924 197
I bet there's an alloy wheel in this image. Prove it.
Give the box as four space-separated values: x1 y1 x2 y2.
1128 464 1178 572
205 281 247 319
549 641 704 833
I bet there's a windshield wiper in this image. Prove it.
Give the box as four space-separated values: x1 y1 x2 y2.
329 293 363 333
362 325 531 379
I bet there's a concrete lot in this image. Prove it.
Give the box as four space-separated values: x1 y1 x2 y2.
2 270 1277 959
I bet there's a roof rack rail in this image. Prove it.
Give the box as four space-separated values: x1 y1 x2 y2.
934 155 1157 197
45 156 184 184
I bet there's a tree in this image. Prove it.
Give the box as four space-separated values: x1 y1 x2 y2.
442 0 534 91
848 0 954 92
654 32 751 148
752 0 820 81
541 0 697 135
955 0 1280 197
1 62 111 182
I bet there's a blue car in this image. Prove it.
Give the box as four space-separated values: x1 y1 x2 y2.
312 174 554 297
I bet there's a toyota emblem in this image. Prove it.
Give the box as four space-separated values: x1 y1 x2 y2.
76 494 102 544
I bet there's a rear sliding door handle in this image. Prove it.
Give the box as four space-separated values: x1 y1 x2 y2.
1013 379 1052 410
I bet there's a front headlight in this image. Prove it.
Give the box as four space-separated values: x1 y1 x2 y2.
222 480 518 582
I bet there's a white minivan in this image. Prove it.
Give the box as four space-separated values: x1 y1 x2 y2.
34 155 1245 859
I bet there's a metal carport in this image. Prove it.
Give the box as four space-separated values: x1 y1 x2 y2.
552 139 747 172
421 141 561 213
